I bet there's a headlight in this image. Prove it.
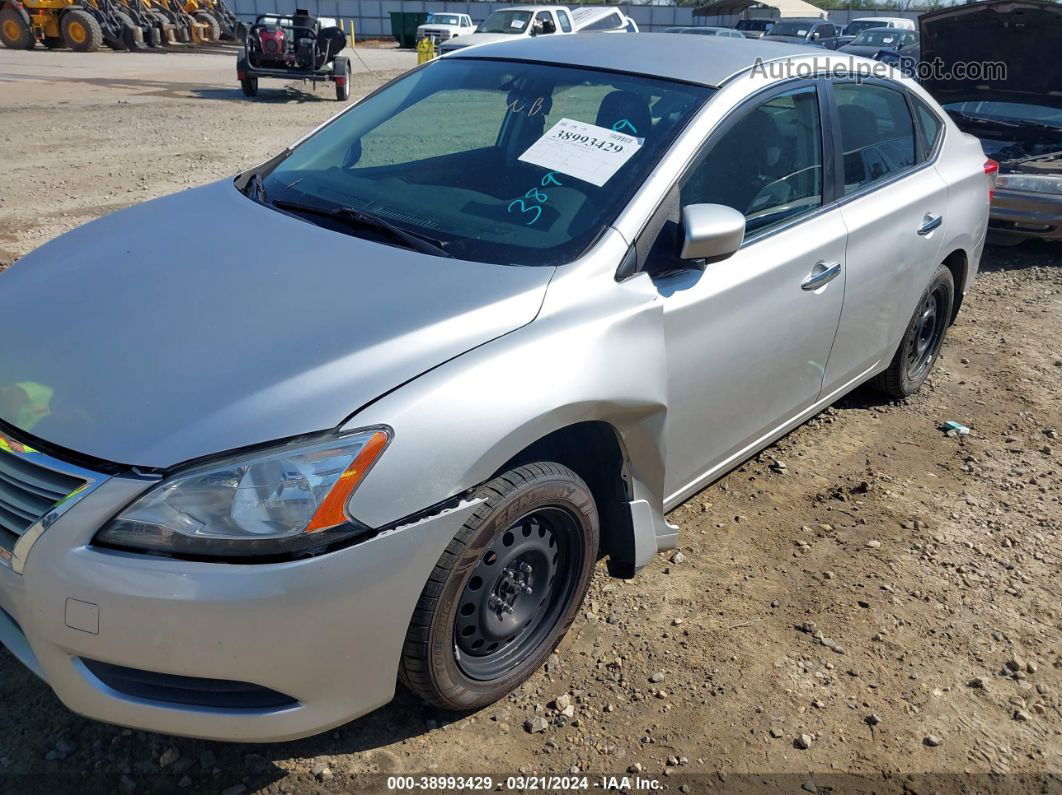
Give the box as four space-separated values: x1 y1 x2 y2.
994 174 1062 195
95 428 390 559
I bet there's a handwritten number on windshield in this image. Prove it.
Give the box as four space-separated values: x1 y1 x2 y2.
508 172 563 226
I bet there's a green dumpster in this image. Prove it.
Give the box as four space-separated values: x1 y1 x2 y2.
390 11 429 48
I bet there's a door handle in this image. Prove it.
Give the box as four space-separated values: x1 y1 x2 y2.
917 214 943 236
801 261 841 291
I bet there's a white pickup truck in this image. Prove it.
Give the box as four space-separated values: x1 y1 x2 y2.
438 5 636 54
416 12 475 44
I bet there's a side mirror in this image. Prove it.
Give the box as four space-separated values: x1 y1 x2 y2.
680 204 746 263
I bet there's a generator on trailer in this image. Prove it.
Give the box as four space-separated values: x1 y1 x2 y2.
237 11 351 101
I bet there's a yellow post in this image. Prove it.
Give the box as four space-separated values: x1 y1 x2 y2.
346 19 355 47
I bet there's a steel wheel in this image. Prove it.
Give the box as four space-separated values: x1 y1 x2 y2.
400 462 598 711
873 264 955 398
904 282 948 382
454 507 581 680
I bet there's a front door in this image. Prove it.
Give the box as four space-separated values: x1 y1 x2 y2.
655 83 847 505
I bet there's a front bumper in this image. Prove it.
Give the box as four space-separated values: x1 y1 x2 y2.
989 187 1062 242
0 473 479 742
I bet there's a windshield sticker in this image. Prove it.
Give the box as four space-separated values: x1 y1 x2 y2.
510 19 524 28
518 118 643 187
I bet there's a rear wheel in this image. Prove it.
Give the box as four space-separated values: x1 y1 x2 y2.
400 462 598 710
61 8 103 52
873 264 954 398
240 76 258 97
0 7 35 50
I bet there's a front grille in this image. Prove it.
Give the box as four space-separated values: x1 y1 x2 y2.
82 659 299 710
0 443 86 556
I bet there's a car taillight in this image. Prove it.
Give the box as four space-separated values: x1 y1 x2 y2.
984 159 999 201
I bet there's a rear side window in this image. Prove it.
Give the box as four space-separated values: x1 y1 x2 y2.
834 82 917 194
912 97 944 157
557 10 572 32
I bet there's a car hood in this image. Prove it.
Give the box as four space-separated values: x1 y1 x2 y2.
919 0 1062 108
0 180 554 469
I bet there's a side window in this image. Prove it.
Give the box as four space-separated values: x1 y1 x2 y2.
534 11 556 34
681 86 824 237
557 10 572 32
834 82 917 194
912 97 943 158
817 24 835 38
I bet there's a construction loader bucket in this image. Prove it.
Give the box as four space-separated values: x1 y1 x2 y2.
188 19 210 42
121 22 146 49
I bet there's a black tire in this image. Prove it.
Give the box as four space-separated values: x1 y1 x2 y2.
0 7 35 50
194 10 219 41
334 59 351 101
61 8 103 52
240 76 258 97
873 264 954 398
400 462 598 711
42 36 65 49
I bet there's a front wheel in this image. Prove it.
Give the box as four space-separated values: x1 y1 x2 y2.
873 264 954 398
0 7 35 49
400 462 598 710
61 8 103 52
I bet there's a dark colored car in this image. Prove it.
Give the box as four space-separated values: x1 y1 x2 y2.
734 18 775 38
919 0 1062 244
762 18 842 49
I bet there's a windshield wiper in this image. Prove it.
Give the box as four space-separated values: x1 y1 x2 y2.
272 199 452 259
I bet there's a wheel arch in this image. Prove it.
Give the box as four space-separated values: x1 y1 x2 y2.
941 247 968 320
496 420 645 578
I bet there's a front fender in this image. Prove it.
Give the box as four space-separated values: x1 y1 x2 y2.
343 232 671 561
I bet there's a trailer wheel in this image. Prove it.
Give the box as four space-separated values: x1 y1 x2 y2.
240 76 258 97
194 11 220 41
0 7 35 50
334 58 351 101
61 8 103 52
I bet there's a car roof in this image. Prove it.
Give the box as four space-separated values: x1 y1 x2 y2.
451 32 811 87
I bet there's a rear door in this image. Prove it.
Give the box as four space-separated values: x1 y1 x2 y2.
821 79 949 393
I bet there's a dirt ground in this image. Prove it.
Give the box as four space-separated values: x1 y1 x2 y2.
0 48 1059 795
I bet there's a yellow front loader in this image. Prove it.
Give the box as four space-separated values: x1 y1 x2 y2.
1 0 147 51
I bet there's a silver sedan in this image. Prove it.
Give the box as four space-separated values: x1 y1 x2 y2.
0 33 990 741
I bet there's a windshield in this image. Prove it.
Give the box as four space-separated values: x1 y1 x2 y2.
477 10 532 33
736 19 772 31
944 101 1062 130
846 20 888 36
769 22 812 37
260 59 712 266
853 29 904 46
426 14 461 25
